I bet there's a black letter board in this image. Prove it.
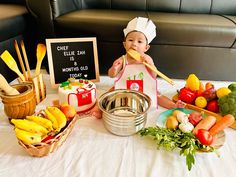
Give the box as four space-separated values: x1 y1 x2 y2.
46 37 99 87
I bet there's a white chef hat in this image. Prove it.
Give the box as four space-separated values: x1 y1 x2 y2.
123 17 156 44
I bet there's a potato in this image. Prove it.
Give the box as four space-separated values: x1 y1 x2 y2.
166 115 179 129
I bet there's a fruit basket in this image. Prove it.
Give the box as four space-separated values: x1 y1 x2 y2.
11 105 78 157
17 115 76 157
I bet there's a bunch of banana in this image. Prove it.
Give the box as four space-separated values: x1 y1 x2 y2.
11 106 68 145
45 106 67 132
11 118 50 145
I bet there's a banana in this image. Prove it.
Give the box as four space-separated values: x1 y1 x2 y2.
45 109 59 130
26 115 53 131
46 106 67 132
15 128 42 145
11 119 49 135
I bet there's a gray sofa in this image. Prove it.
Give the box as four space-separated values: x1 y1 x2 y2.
26 0 236 81
0 0 37 82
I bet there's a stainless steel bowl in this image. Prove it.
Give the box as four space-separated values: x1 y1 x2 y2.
98 89 151 136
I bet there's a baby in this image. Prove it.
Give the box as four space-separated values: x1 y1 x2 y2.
92 17 184 118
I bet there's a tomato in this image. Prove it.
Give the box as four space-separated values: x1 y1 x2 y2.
206 100 219 113
178 87 197 104
195 129 213 145
188 112 203 126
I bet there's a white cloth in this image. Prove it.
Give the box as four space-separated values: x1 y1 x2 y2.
0 74 236 177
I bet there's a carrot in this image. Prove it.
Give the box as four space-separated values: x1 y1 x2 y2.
192 115 216 135
209 114 235 136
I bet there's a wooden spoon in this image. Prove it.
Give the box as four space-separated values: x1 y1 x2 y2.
34 43 46 77
0 50 25 81
127 49 174 85
0 74 19 95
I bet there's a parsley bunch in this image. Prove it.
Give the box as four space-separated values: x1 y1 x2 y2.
139 127 215 170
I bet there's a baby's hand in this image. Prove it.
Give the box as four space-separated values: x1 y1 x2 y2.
109 58 123 77
175 100 186 108
113 60 122 71
141 54 154 65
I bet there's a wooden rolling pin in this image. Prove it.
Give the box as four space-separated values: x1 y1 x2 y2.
0 74 19 95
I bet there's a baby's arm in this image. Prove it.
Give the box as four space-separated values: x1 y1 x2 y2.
157 93 186 109
141 54 157 78
108 57 123 78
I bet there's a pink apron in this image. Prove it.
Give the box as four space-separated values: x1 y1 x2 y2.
114 56 158 109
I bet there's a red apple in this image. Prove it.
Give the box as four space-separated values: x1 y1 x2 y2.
206 100 219 113
60 104 77 120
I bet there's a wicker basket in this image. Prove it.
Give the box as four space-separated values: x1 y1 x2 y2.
17 116 77 157
0 83 36 120
18 74 46 105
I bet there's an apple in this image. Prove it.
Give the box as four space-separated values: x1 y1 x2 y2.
206 100 219 113
60 104 77 120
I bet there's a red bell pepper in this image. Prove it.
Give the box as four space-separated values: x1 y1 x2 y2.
178 87 197 104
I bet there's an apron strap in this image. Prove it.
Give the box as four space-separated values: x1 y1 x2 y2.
122 55 126 69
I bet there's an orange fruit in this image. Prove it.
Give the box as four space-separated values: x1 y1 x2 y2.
195 96 207 108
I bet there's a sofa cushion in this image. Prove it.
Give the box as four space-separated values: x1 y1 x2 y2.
54 9 146 42
54 9 236 48
149 12 236 48
224 15 236 48
0 4 28 42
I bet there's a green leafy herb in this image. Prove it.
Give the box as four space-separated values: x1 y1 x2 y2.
139 127 215 171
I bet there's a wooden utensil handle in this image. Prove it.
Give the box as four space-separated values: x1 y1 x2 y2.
0 74 19 95
143 62 174 85
127 49 174 85
20 40 31 79
34 60 42 77
14 40 28 80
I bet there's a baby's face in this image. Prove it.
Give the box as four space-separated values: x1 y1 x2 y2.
123 31 149 54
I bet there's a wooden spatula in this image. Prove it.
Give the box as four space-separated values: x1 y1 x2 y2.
0 74 19 95
127 49 174 85
34 43 46 77
0 50 25 81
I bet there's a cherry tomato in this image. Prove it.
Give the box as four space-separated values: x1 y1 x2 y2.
195 129 213 145
178 87 197 104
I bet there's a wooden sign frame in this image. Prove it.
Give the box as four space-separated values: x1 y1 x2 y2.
46 37 100 88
